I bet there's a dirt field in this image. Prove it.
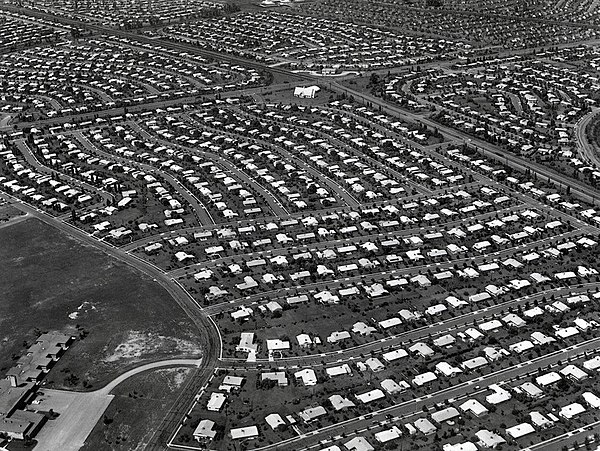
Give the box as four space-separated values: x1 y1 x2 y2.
0 217 203 390
82 367 195 450
0 203 25 222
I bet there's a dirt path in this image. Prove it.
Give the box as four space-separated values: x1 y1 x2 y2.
0 213 29 230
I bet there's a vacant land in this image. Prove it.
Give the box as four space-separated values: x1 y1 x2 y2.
0 203 25 222
82 367 195 450
0 218 203 389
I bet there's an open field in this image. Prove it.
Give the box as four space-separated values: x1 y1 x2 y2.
6 1 600 449
0 217 203 390
0 202 25 222
82 367 195 450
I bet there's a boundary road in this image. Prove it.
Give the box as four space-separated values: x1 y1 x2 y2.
0 192 221 450
331 80 600 206
575 107 600 167
2 6 600 451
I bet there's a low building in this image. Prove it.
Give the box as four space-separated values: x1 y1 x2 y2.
536 371 561 387
0 379 34 417
327 331 351 343
295 369 317 386
475 429 505 448
265 413 285 430
193 419 217 441
356 389 385 404
459 399 488 417
413 371 437 387
381 378 409 395
374 426 402 443
0 410 44 440
505 423 535 439
584 356 600 371
582 392 600 409
409 342 434 358
299 406 327 422
435 362 462 377
486 384 511 405
433 334 455 348
266 339 290 352
560 364 588 381
230 426 258 440
344 436 374 451
329 394 355 411
261 372 288 387
236 332 257 354
530 411 554 429
559 402 586 419
516 382 544 399
220 376 244 392
431 407 460 424
294 86 320 99
326 364 352 378
414 418 437 435
443 443 477 451
461 356 488 371
382 349 408 362
364 358 384 372
207 392 226 412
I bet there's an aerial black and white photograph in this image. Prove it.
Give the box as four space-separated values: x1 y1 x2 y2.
2 0 600 450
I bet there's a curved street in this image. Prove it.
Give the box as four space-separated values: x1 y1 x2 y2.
3 4 600 451
575 107 600 168
3 193 221 451
32 358 203 451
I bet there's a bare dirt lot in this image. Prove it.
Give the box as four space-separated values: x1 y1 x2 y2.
0 218 203 390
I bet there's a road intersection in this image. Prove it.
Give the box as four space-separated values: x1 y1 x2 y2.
3 5 600 450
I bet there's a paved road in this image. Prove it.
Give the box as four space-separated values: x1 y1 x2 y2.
33 390 113 451
0 114 11 129
524 420 600 451
330 81 600 207
199 227 587 317
14 138 114 206
218 281 599 370
258 336 600 451
117 184 475 253
1 193 221 450
575 107 600 168
1 81 294 133
95 358 204 396
128 121 291 218
186 111 361 208
32 358 202 451
73 131 215 226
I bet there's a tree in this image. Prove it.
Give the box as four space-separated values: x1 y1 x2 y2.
369 74 380 87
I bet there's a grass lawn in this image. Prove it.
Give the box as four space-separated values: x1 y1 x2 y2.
82 367 194 450
0 218 203 390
